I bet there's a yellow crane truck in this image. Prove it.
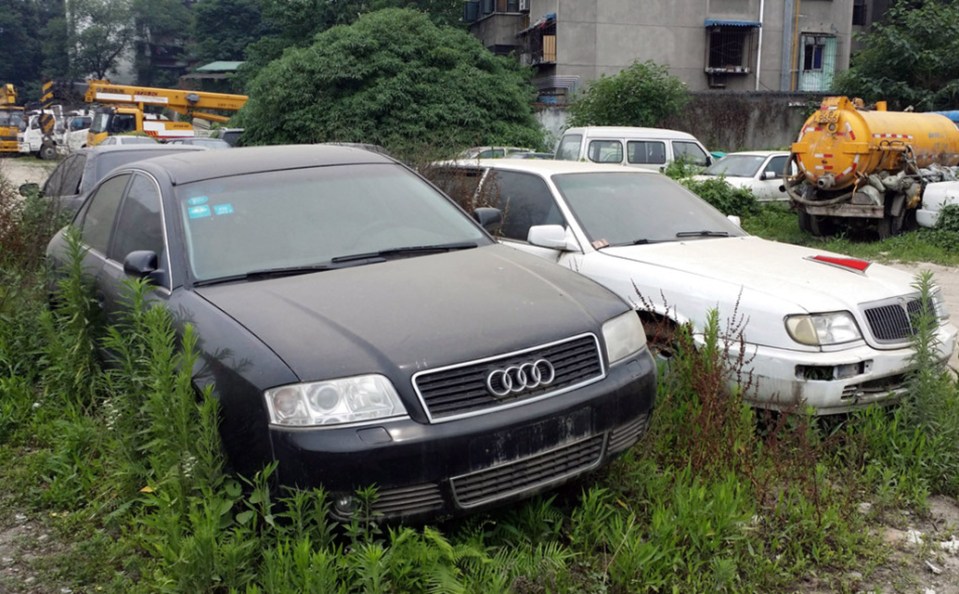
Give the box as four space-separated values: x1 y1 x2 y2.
0 84 25 154
83 80 248 146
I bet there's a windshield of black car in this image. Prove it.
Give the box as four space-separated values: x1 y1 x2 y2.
553 172 746 246
703 154 766 178
177 163 492 281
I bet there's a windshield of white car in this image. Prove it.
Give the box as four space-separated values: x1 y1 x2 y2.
702 154 766 177
177 163 492 282
553 172 746 246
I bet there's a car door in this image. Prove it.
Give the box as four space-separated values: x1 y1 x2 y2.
69 173 132 315
754 154 790 201
98 172 170 317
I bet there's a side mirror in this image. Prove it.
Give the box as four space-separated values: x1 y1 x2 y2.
527 225 578 251
473 207 502 230
19 182 39 197
761 171 777 180
123 250 164 286
727 215 742 227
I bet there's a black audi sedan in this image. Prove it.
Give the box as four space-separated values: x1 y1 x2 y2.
45 145 656 521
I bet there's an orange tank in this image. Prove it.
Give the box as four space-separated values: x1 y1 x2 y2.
791 96 959 191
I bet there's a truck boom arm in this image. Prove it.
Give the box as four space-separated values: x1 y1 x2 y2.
84 80 247 123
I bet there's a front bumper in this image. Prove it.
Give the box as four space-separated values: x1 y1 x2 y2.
268 350 656 521
741 322 958 415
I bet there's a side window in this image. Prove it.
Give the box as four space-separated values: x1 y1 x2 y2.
78 174 130 254
41 158 70 196
672 141 708 166
427 167 485 212
587 140 624 163
60 154 87 196
765 155 789 178
555 134 583 160
627 141 667 165
110 174 164 263
488 170 564 241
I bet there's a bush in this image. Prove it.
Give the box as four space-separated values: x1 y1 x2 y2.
679 177 761 217
567 60 689 127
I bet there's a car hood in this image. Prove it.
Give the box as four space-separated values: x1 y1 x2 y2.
195 245 626 382
602 236 917 312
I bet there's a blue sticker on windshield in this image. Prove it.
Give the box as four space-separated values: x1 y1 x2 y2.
187 196 209 206
213 203 234 215
188 205 211 219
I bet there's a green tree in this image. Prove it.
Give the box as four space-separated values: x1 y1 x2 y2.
192 0 263 65
238 0 461 85
0 0 43 90
567 60 689 127
132 0 194 87
68 0 136 80
235 8 543 156
833 0 959 111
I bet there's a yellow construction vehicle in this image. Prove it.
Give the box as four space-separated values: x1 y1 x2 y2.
83 80 247 146
785 96 959 238
0 84 25 154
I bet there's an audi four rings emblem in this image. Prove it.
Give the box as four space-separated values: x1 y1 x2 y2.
486 359 556 398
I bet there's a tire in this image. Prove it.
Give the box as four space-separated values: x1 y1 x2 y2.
876 209 905 240
799 211 833 236
39 143 57 160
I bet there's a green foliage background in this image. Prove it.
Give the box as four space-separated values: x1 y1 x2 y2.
568 60 689 127
833 0 959 110
235 8 545 156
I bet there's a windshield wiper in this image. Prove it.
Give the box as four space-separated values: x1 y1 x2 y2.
675 230 730 238
331 241 478 264
193 264 339 286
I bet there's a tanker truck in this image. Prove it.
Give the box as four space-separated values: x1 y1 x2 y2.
784 96 959 238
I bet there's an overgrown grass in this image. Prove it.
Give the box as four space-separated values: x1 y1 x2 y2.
1 167 959 593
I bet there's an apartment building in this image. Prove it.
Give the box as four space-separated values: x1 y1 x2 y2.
466 0 885 104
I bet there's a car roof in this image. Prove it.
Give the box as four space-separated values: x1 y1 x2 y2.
79 144 207 157
126 144 398 185
561 126 701 141
447 158 660 176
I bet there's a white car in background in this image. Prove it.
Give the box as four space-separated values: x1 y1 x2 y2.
428 159 958 415
693 150 793 202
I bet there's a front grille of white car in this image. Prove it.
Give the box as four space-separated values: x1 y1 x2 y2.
862 297 930 343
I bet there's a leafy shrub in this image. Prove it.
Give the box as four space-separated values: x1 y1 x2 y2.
680 177 761 217
567 60 689 127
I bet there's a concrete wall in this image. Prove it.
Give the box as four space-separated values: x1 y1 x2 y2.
526 0 853 93
535 91 823 153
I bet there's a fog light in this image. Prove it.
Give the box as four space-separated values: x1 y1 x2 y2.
334 494 356 517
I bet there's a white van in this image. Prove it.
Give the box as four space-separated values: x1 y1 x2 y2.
555 126 711 171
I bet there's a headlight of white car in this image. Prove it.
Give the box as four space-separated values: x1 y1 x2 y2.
265 374 408 427
785 312 862 346
931 289 951 321
603 311 647 364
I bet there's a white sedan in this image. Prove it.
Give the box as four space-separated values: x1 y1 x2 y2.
693 150 792 202
429 160 958 415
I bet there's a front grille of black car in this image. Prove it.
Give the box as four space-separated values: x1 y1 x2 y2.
608 413 650 454
412 334 604 422
450 434 605 509
862 297 930 343
366 483 444 519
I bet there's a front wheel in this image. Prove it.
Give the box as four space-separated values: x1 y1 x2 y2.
39 143 57 160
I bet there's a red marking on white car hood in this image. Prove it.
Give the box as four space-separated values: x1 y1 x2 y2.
807 254 871 273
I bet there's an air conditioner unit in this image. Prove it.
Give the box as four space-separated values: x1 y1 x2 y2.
519 0 530 12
